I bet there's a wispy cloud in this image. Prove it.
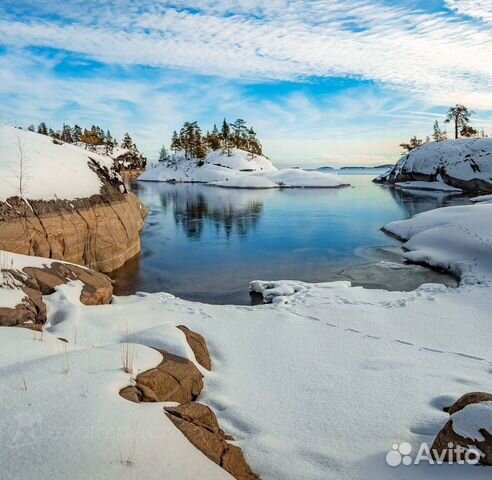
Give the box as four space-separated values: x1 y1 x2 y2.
1 0 491 107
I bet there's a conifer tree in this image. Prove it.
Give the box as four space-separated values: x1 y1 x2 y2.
432 121 447 142
445 104 474 139
61 124 73 143
37 122 48 135
27 124 35 132
122 132 134 150
221 119 231 156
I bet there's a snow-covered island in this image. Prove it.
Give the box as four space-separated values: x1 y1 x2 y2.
375 137 492 193
140 120 349 189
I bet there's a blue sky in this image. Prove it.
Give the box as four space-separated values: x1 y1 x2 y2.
0 0 491 167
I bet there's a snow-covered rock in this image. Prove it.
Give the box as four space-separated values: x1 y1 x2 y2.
140 149 349 188
0 126 117 201
375 138 492 193
383 203 492 284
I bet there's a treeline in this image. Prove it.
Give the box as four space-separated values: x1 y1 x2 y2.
27 122 140 156
161 119 263 165
400 104 488 153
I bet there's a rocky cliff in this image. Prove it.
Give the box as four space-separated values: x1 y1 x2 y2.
0 127 146 272
0 189 146 273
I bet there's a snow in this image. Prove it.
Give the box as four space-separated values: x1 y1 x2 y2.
383 204 492 284
1 198 491 479
0 126 116 201
394 181 463 192
211 175 279 189
451 401 492 443
140 151 348 189
377 138 492 188
471 194 492 203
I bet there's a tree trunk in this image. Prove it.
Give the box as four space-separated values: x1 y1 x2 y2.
455 119 458 140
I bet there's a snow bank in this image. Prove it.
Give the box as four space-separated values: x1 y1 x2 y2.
206 149 276 172
471 194 492 203
376 138 492 192
0 126 115 201
262 168 349 188
395 181 463 192
383 203 492 284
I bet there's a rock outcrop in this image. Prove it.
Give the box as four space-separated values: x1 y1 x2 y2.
122 350 204 403
0 190 146 274
178 324 212 370
119 331 260 480
0 261 113 326
165 403 260 480
374 138 492 193
432 392 492 465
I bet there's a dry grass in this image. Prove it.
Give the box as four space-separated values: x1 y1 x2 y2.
119 424 138 467
120 322 135 375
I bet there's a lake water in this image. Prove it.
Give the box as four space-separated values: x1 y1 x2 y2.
110 172 469 304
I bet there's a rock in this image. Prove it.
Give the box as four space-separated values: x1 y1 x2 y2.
432 392 492 465
123 350 204 403
0 192 146 273
119 386 142 403
178 325 212 370
0 261 112 326
165 403 260 480
447 392 492 415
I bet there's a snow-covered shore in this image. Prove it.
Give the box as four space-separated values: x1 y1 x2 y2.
139 149 349 189
0 198 490 479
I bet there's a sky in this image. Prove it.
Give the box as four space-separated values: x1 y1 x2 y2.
0 0 491 167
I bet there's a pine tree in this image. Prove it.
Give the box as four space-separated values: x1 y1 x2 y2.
159 145 170 162
122 132 134 150
37 122 48 135
432 121 447 142
27 124 35 132
399 136 423 153
460 125 478 137
445 104 474 140
72 125 82 142
61 124 73 143
221 119 231 156
231 119 247 149
170 131 181 153
105 130 115 154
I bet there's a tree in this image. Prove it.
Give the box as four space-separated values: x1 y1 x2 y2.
37 122 48 135
105 130 115 154
460 125 478 137
158 145 170 163
231 119 247 149
61 124 73 143
432 121 447 142
445 104 474 140
80 128 103 151
220 119 231 156
122 132 134 150
170 131 181 153
27 124 35 132
72 125 82 142
399 136 423 153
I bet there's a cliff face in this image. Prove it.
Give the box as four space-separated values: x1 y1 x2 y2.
0 191 146 273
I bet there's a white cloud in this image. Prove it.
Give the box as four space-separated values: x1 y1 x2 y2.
0 0 491 108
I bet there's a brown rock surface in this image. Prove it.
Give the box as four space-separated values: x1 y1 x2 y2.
0 261 113 326
165 403 260 480
124 350 204 403
178 325 212 370
0 191 146 274
432 392 492 465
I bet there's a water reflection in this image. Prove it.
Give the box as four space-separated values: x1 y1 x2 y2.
159 185 267 239
110 176 469 304
387 186 471 218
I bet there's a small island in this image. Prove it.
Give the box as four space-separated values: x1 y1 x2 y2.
140 119 350 189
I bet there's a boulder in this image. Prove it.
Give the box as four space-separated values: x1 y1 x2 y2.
432 392 492 465
121 350 203 403
165 403 260 480
178 325 212 370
